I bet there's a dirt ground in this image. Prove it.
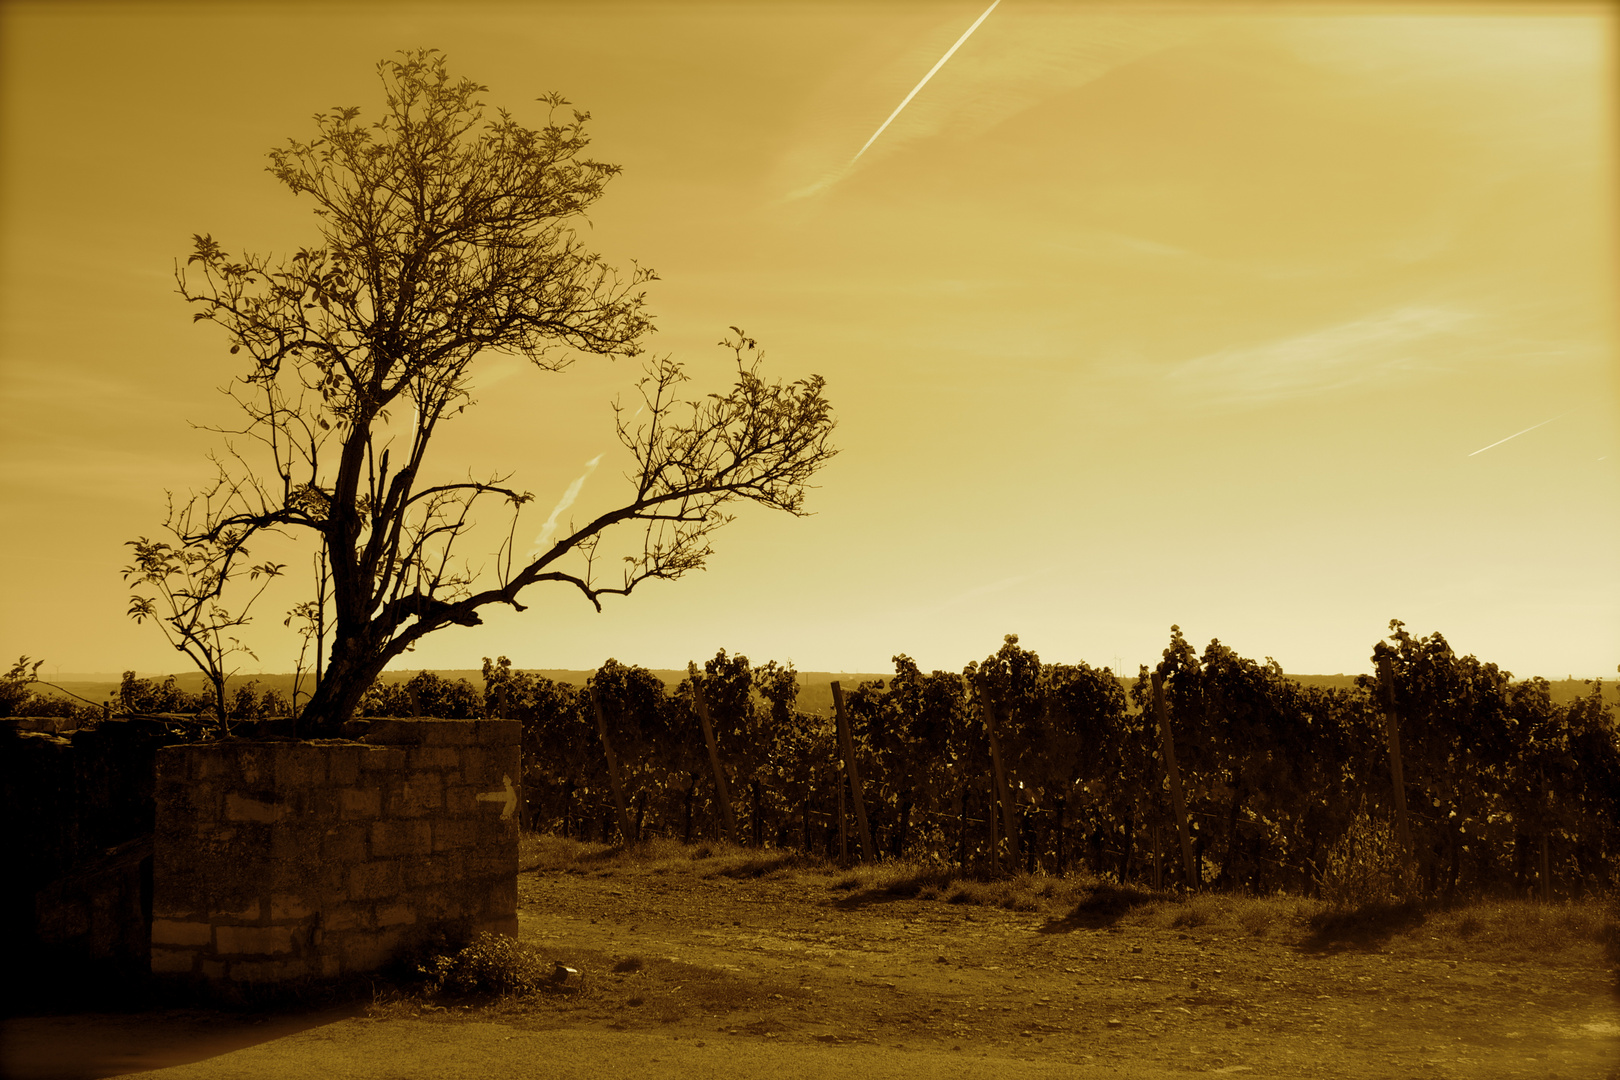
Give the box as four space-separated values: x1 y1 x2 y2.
4 839 1617 1079
479 842 1620 1078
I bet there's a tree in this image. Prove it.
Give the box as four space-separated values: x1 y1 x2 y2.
143 49 837 736
122 526 284 727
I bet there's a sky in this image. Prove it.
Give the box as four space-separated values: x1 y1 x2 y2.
1 1 1616 684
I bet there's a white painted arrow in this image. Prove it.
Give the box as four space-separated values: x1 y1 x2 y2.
476 774 516 820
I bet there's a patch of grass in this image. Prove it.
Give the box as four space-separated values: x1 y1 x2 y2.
1424 899 1614 958
612 955 645 973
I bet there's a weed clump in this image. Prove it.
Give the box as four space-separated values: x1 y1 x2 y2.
420 933 552 998
1319 808 1417 909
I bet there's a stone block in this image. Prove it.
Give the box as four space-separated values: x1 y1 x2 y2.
322 823 368 864
273 744 326 786
190 749 237 782
376 902 417 927
372 819 432 857
226 792 287 824
151 919 213 947
341 927 406 973
326 746 363 786
215 924 294 955
271 824 324 864
184 782 221 821
432 819 475 854
456 747 494 781
362 719 425 746
383 778 441 818
340 787 381 819
270 893 314 920
405 857 452 889
349 860 402 900
235 746 271 786
409 720 464 746
216 899 262 922
406 746 461 770
232 957 309 983
301 786 341 820
151 948 197 974
201 960 228 980
358 746 407 772
324 903 372 932
484 878 518 917
444 784 480 815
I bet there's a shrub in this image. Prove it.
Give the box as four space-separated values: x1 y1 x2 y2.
420 933 550 997
1319 807 1417 909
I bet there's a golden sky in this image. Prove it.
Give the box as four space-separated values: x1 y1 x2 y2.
1 2 1616 681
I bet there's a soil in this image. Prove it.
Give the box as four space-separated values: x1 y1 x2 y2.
4 846 1616 1079
476 848 1619 1078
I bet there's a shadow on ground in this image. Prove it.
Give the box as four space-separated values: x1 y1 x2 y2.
0 1001 364 1080
1298 901 1427 953
1039 883 1157 933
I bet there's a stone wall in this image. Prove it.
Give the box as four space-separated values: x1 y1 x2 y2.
3 717 179 1006
149 719 519 986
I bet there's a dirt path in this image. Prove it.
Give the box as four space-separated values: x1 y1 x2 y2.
501 860 1618 1078
5 849 1616 1079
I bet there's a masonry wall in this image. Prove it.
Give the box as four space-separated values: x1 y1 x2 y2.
149 719 519 986
3 717 178 1005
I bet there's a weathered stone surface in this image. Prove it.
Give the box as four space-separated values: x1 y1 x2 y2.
215 925 293 955
339 787 382 819
358 746 407 772
272 744 326 787
372 819 432 857
150 948 197 974
348 859 403 900
376 902 417 927
152 722 517 988
270 893 313 920
151 919 212 947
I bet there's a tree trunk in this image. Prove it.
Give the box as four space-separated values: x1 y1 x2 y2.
1120 811 1134 883
296 639 389 737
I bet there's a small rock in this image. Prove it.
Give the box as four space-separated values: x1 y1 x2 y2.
1106 1019 1123 1028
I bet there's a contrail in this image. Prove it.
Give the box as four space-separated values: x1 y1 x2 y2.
850 0 1002 166
1467 412 1569 457
531 454 603 555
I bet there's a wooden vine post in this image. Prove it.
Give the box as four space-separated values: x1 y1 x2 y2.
689 670 738 844
830 682 876 862
588 686 636 842
974 673 1021 869
1375 653 1414 863
1151 670 1198 888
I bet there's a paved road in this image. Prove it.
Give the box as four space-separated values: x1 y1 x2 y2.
4 1012 1188 1080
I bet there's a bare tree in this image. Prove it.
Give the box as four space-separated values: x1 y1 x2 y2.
139 49 837 737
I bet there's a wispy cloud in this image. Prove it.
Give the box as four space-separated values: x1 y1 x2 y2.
1167 306 1474 405
779 13 1202 202
1467 411 1569 457
530 454 603 557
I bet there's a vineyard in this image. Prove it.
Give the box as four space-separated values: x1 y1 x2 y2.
355 621 1619 903
16 621 1614 902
